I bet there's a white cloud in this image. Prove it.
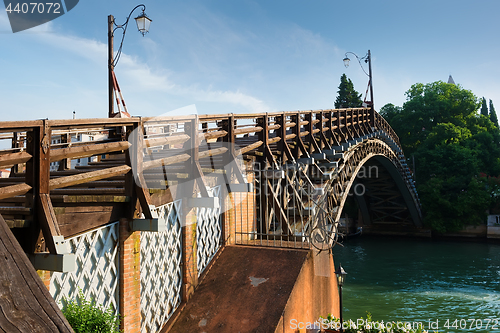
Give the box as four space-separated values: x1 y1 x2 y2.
33 28 273 115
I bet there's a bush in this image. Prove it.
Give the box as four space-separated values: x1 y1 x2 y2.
61 291 121 333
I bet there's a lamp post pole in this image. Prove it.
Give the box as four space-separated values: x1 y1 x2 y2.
343 50 375 125
108 15 115 118
107 4 152 118
335 264 347 332
339 282 343 332
367 50 375 125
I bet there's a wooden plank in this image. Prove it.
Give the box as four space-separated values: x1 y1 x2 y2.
145 134 190 148
145 130 227 149
0 151 31 169
143 153 191 170
199 147 228 159
203 130 227 141
38 193 62 254
59 195 129 203
234 126 263 136
0 183 32 200
277 114 294 164
4 219 30 228
58 133 71 171
57 209 125 238
0 213 74 332
236 141 263 155
0 120 43 132
268 136 281 145
50 141 131 162
49 165 131 190
47 117 138 128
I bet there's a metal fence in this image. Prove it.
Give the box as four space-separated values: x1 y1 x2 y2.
234 163 336 250
140 200 183 333
196 185 222 275
50 221 120 313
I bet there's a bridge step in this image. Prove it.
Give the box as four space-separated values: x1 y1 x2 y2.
311 171 333 181
311 153 327 161
330 145 347 152
318 161 339 169
325 153 344 160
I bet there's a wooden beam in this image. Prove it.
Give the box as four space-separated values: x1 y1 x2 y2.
0 213 74 332
277 114 294 164
145 134 190 148
37 193 66 255
234 126 263 136
145 130 228 149
49 165 131 190
143 153 191 170
199 147 228 159
236 141 263 155
204 130 228 141
57 133 71 171
0 151 31 169
0 183 32 200
50 141 131 162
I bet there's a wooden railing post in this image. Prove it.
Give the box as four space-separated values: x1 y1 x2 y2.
11 132 22 174
277 113 294 165
57 133 71 171
370 106 376 130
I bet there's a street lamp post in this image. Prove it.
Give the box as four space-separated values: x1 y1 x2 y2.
343 50 374 124
335 264 347 332
108 4 152 117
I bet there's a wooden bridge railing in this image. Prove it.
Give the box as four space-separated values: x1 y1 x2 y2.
0 107 413 257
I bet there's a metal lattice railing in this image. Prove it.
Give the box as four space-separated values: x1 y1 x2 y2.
140 200 183 333
50 221 120 313
196 185 222 276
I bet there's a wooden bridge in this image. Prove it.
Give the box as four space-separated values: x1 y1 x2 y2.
0 107 421 332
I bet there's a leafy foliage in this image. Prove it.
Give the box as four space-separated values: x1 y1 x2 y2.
381 81 500 232
490 99 499 127
335 73 363 109
481 97 488 116
320 313 434 332
62 292 121 333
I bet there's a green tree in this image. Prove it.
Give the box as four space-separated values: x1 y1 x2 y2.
481 97 489 116
390 81 479 156
381 81 500 232
334 74 362 109
379 103 401 124
490 99 499 127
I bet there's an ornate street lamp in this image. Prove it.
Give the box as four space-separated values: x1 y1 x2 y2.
343 50 374 112
108 4 152 117
335 264 347 332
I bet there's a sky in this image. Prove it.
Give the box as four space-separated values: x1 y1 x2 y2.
1 0 499 121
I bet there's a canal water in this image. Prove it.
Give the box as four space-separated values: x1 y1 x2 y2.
333 236 500 332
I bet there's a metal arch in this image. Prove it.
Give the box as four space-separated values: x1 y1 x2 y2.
371 155 423 227
316 138 422 239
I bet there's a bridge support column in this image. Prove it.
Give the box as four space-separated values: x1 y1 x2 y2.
119 218 141 333
181 207 199 302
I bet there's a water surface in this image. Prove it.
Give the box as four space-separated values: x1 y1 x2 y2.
333 236 500 332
